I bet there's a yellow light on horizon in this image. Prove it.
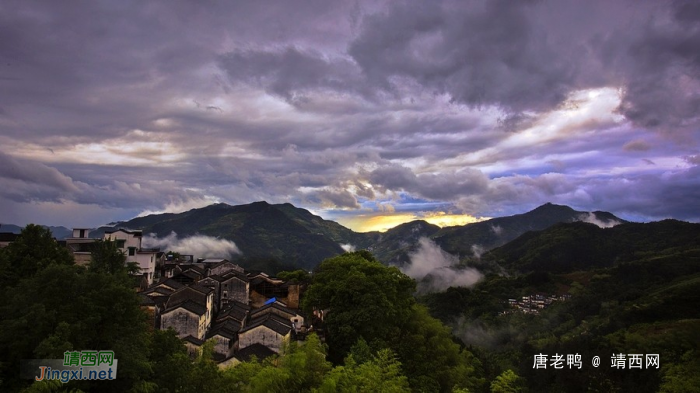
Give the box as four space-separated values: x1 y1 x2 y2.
337 212 488 233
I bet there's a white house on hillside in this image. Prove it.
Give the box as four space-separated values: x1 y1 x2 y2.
104 229 159 285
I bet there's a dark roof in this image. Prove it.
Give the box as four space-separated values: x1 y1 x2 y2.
189 284 214 295
142 287 175 297
221 271 249 283
104 228 143 236
181 265 206 276
166 285 211 310
201 274 223 282
240 313 292 336
250 302 298 319
182 335 204 346
163 300 207 316
217 302 249 323
138 294 156 306
0 233 20 242
208 321 240 339
155 278 185 291
138 248 160 253
234 343 276 363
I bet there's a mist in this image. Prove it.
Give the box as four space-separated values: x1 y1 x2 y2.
578 212 621 228
340 243 356 252
402 237 483 293
143 231 242 260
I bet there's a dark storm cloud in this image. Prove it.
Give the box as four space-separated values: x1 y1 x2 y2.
1 0 699 227
218 47 372 106
367 164 489 201
0 151 78 202
347 0 700 132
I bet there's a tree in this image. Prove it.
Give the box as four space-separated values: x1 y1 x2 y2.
490 369 526 393
0 264 151 392
1 224 73 285
88 239 127 275
318 349 410 392
277 269 311 283
302 251 416 362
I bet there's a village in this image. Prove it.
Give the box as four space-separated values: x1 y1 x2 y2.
2 227 318 368
502 293 572 315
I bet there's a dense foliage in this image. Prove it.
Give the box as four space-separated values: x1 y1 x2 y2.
303 251 485 392
422 220 700 392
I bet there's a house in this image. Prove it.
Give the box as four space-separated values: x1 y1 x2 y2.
61 228 100 266
207 320 241 359
160 300 209 340
0 232 19 248
104 229 159 285
249 302 304 330
160 284 214 339
209 260 245 276
198 275 222 313
216 301 250 329
217 343 277 369
238 313 293 354
220 271 250 309
182 335 204 357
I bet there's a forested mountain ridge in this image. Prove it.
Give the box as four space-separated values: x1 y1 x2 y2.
95 201 623 268
482 219 700 274
420 218 700 392
8 202 625 270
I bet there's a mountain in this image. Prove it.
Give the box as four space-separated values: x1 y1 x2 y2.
368 220 441 265
5 202 626 270
0 224 72 240
373 203 625 265
91 201 370 270
484 219 700 274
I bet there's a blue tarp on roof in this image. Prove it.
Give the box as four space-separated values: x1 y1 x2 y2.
264 297 277 305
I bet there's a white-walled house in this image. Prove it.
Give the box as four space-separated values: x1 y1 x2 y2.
104 229 158 285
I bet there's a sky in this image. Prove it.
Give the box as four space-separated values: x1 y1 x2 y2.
1 0 699 232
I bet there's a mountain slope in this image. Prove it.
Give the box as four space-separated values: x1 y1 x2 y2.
484 219 700 273
368 220 441 265
432 203 625 258
91 201 371 270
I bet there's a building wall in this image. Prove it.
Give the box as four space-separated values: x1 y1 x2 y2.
221 278 249 308
161 309 205 340
72 252 92 267
134 252 156 285
104 231 141 250
211 334 233 358
238 326 289 354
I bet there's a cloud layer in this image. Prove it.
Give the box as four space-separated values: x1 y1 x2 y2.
1 0 699 228
143 232 241 261
402 237 482 293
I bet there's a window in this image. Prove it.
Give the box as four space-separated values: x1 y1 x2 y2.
116 240 125 248
128 247 135 256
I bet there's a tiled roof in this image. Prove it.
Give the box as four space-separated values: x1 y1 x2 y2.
0 233 20 242
221 271 249 283
163 300 207 316
234 343 276 363
250 302 298 319
104 228 143 236
182 335 204 346
240 313 292 336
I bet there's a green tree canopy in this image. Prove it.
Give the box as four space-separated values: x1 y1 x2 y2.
1 224 73 285
302 251 416 362
89 239 128 275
